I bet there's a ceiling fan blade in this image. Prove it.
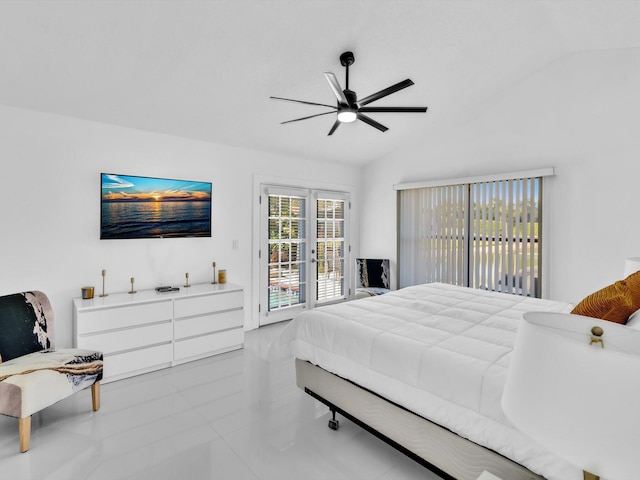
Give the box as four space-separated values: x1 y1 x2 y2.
281 111 336 124
358 79 415 107
270 96 337 109
359 106 428 113
327 119 341 136
357 113 388 132
324 72 349 105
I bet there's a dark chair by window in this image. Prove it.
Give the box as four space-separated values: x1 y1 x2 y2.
355 258 390 299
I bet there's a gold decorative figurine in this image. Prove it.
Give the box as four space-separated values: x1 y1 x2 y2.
129 277 137 294
99 269 108 297
184 272 191 288
212 261 217 284
589 326 604 348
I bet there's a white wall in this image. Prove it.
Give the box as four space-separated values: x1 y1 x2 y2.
0 105 360 346
360 47 640 305
3 46 637 348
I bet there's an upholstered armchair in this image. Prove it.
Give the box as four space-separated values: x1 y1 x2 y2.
355 258 390 299
0 291 103 452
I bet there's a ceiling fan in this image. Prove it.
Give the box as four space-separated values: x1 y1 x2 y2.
270 51 428 136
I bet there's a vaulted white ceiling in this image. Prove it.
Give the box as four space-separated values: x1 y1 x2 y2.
1 1 639 165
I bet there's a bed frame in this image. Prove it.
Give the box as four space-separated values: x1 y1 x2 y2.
295 359 545 480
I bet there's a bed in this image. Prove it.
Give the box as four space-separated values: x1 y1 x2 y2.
275 282 582 480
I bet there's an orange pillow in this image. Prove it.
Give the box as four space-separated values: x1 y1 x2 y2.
623 270 640 308
571 278 638 324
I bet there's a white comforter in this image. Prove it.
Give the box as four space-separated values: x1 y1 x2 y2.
276 282 581 480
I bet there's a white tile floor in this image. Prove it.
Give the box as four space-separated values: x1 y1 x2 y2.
0 322 445 480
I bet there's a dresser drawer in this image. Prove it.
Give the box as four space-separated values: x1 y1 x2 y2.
104 343 173 381
174 291 243 319
174 328 243 361
76 300 172 335
174 309 243 340
78 320 173 355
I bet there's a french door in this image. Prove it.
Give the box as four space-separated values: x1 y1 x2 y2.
259 185 350 326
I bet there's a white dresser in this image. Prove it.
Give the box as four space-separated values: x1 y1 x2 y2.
73 283 244 383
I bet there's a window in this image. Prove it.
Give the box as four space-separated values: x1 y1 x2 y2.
397 169 553 298
267 192 307 312
315 196 346 302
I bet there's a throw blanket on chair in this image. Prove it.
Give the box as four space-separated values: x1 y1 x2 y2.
0 350 103 383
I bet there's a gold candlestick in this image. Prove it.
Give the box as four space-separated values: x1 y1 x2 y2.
99 269 108 297
212 261 217 284
129 277 136 294
184 272 191 288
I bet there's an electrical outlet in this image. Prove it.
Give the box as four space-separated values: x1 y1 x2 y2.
232 239 239 250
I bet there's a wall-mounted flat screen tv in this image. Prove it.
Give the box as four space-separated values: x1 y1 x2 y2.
101 173 212 239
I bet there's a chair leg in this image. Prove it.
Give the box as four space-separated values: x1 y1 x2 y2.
91 382 100 411
19 416 31 452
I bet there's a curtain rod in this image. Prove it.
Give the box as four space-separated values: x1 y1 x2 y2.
393 167 556 191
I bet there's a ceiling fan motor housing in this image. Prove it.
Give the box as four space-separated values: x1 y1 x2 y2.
339 51 355 67
343 89 357 108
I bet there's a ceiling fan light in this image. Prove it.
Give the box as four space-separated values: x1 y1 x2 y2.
337 110 357 123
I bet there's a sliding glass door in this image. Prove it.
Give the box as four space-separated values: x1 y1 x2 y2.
398 175 542 297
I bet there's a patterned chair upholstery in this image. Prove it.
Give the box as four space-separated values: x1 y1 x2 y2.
355 258 391 299
0 291 103 452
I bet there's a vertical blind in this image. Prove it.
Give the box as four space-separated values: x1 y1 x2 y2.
398 184 468 287
398 172 547 298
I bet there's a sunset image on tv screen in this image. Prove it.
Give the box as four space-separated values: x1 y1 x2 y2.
101 173 212 239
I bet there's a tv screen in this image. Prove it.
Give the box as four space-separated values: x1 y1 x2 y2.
101 173 212 239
